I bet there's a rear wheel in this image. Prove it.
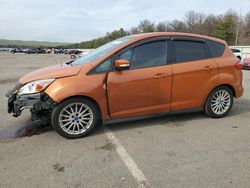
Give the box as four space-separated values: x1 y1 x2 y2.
204 86 234 118
51 98 99 139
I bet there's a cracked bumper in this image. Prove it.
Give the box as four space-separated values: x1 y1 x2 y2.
6 84 56 117
7 93 42 117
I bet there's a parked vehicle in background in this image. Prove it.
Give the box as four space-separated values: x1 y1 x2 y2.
54 49 64 54
65 49 82 55
0 48 12 52
25 48 45 54
242 58 250 70
6 32 244 139
45 48 52 54
231 48 242 60
10 48 24 54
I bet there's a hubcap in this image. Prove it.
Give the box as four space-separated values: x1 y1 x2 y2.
59 103 93 135
211 90 231 115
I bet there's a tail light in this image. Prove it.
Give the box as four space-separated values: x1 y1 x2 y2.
235 60 243 70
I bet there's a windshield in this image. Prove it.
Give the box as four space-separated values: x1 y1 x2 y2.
72 36 136 65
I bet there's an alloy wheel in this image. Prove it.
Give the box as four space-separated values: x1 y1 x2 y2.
210 89 231 115
58 103 93 135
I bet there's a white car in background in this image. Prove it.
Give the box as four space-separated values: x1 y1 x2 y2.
231 48 242 60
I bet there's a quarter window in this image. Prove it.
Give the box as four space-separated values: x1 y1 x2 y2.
207 40 225 57
91 58 112 73
119 41 167 69
173 41 208 63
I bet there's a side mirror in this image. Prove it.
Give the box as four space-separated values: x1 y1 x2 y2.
114 59 130 70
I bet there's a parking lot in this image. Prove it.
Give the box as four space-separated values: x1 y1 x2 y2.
0 52 250 188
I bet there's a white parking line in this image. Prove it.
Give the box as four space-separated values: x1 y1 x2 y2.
102 125 151 188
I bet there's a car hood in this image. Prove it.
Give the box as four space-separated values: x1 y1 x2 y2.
19 64 83 84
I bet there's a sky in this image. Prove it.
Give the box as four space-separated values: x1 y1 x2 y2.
0 0 250 43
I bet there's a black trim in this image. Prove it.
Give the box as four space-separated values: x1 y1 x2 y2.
172 36 205 43
103 107 202 125
87 36 170 74
171 39 211 64
205 40 213 58
168 40 175 65
87 35 225 74
114 36 170 59
112 37 170 71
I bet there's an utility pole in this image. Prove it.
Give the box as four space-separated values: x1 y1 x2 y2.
235 9 243 46
235 24 239 46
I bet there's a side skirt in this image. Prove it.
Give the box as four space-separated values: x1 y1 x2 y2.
103 107 203 125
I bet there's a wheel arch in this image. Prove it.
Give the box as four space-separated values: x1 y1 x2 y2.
203 84 236 105
57 95 103 120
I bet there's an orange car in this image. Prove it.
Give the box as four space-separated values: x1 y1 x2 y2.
6 32 244 138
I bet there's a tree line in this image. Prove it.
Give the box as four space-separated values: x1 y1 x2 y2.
67 9 250 49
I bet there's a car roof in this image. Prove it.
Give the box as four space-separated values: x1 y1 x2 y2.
129 32 226 44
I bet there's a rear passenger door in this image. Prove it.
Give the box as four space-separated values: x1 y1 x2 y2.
170 37 218 111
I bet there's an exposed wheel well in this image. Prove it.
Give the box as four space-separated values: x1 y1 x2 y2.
59 96 102 119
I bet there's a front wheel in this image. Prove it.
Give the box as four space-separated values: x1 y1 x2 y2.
204 86 234 118
51 98 99 139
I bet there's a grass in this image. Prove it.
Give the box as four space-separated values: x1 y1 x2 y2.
0 39 71 48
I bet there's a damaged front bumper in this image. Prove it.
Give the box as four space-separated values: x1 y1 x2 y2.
6 83 56 117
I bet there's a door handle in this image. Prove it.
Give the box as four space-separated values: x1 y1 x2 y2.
203 66 213 70
154 73 167 79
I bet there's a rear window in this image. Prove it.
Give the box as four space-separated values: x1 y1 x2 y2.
173 41 208 63
207 40 225 57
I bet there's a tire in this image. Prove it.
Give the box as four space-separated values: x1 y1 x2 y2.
204 86 234 118
51 97 99 139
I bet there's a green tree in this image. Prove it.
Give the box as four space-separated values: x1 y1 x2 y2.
213 18 235 45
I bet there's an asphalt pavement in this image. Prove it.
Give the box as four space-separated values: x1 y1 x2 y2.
0 53 250 188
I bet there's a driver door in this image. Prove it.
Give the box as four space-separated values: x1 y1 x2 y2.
107 39 172 119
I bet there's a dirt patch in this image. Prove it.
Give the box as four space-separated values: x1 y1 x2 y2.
96 142 116 151
0 121 53 140
52 163 65 172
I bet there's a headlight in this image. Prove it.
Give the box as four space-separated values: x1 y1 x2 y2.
18 79 55 95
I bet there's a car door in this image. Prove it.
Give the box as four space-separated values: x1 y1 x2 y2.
170 37 218 111
107 39 172 119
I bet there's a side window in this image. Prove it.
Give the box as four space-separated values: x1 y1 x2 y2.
119 41 167 69
91 58 112 73
207 40 225 57
173 41 208 63
120 49 134 61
